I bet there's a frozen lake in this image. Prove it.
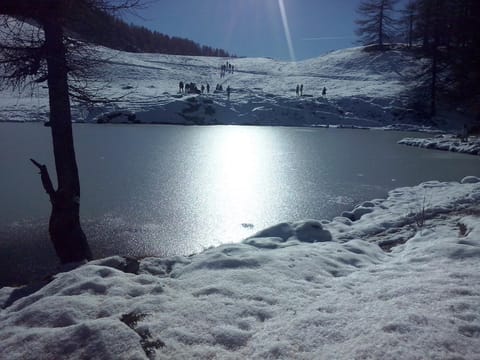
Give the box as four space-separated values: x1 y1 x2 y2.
1 123 480 285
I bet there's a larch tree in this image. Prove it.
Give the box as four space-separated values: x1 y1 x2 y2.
398 1 418 48
404 0 480 117
355 0 399 49
0 0 142 264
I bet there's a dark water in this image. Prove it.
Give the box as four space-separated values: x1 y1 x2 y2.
1 123 480 286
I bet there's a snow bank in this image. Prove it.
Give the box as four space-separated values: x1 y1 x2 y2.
399 135 480 156
1 178 480 359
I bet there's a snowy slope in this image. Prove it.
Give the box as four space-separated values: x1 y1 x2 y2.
1 177 480 359
1 26 430 128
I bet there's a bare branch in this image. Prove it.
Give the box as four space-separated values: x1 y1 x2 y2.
30 158 55 197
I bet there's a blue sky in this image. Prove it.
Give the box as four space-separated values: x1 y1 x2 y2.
124 0 396 61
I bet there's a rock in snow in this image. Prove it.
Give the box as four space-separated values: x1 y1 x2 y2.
1 179 480 359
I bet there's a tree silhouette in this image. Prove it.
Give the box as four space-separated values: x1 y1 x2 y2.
406 0 480 116
398 1 417 48
0 0 142 264
355 0 398 48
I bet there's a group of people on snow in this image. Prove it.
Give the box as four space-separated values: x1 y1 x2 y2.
295 84 327 97
214 84 231 99
295 84 304 96
220 61 235 78
178 81 231 100
178 79 325 101
179 81 210 94
295 84 327 96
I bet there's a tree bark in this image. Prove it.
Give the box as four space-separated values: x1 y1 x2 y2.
39 2 92 263
430 47 437 117
429 0 441 118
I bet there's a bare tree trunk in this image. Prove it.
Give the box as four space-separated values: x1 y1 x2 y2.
429 0 442 118
39 3 92 263
408 13 413 48
430 47 437 117
379 1 384 47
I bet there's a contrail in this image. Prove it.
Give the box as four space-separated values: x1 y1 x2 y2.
302 36 356 41
278 0 296 62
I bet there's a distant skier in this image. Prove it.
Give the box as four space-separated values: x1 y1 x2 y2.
201 84 205 94
300 84 303 96
206 83 210 94
227 85 231 100
322 87 327 96
296 84 299 96
179 81 184 93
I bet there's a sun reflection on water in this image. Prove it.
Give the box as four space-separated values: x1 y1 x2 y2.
197 126 280 245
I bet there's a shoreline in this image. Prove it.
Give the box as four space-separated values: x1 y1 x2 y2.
1 177 479 359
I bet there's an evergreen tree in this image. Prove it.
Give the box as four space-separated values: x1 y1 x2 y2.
355 0 399 48
398 1 418 47
64 6 232 57
401 0 480 117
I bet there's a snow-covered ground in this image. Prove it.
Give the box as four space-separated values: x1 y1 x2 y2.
2 17 480 359
399 134 480 156
4 17 477 132
0 18 443 129
1 176 480 359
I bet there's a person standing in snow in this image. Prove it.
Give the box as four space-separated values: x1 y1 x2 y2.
461 124 469 142
207 83 210 94
300 84 303 96
227 86 231 100
322 87 327 96
201 84 205 94
179 81 184 93
296 84 299 96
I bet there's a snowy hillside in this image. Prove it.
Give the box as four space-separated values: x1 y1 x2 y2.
1 39 431 128
1 177 480 359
